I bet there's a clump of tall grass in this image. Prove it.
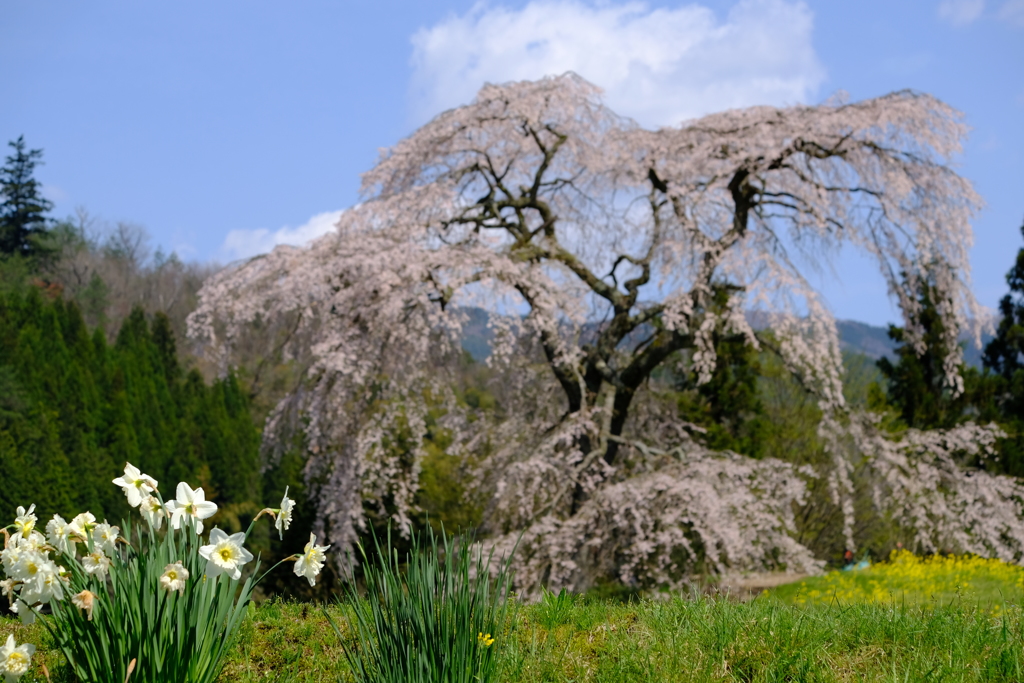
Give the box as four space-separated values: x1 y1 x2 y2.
328 527 514 683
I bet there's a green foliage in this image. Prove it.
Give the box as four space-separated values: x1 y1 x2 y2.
416 446 484 536
840 350 885 408
253 424 320 600
415 400 485 536
866 268 1013 473
751 349 825 465
865 222 1024 476
984 220 1024 381
980 219 1024 475
0 136 53 259
329 526 514 683
0 253 34 298
874 277 968 430
0 290 261 524
535 588 580 629
406 353 496 540
674 335 769 457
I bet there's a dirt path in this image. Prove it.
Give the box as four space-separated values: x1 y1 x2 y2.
714 572 810 601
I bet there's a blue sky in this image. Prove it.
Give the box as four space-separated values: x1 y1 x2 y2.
2 0 1022 326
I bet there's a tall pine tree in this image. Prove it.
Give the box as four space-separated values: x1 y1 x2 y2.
0 136 53 258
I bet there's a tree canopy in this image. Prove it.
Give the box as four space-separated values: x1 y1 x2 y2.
190 74 1018 594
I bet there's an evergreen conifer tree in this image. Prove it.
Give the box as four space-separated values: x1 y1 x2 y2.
981 219 1024 474
984 221 1024 379
151 311 181 385
875 270 969 430
674 286 769 456
676 335 769 456
0 136 53 258
203 374 260 505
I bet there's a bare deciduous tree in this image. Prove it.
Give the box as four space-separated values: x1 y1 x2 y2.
45 210 217 344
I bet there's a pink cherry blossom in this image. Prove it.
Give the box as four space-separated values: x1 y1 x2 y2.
189 74 1015 591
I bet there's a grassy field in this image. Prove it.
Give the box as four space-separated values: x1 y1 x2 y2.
5 553 1024 682
4 595 1024 682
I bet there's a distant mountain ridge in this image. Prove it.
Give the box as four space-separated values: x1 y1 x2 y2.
835 319 991 368
456 307 992 369
836 320 899 361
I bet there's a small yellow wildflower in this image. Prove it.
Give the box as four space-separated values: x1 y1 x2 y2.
477 632 495 648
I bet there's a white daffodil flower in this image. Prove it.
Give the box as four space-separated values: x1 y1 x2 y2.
0 546 22 576
9 599 35 626
10 550 46 584
93 522 120 555
71 589 95 621
67 512 96 542
12 505 36 539
45 515 75 555
21 561 63 605
159 562 189 594
293 533 330 587
112 462 158 508
140 495 168 530
166 483 218 535
81 550 111 578
0 633 35 682
39 567 65 603
275 486 294 540
12 531 45 553
198 528 253 581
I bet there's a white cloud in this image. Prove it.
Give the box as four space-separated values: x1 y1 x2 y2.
220 210 343 262
998 0 1024 25
409 0 826 128
937 0 985 26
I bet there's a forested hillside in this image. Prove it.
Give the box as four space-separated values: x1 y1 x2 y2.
0 290 261 529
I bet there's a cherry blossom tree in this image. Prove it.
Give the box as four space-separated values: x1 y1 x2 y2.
189 74 1024 593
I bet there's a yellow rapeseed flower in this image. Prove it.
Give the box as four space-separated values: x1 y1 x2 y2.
783 550 1024 609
